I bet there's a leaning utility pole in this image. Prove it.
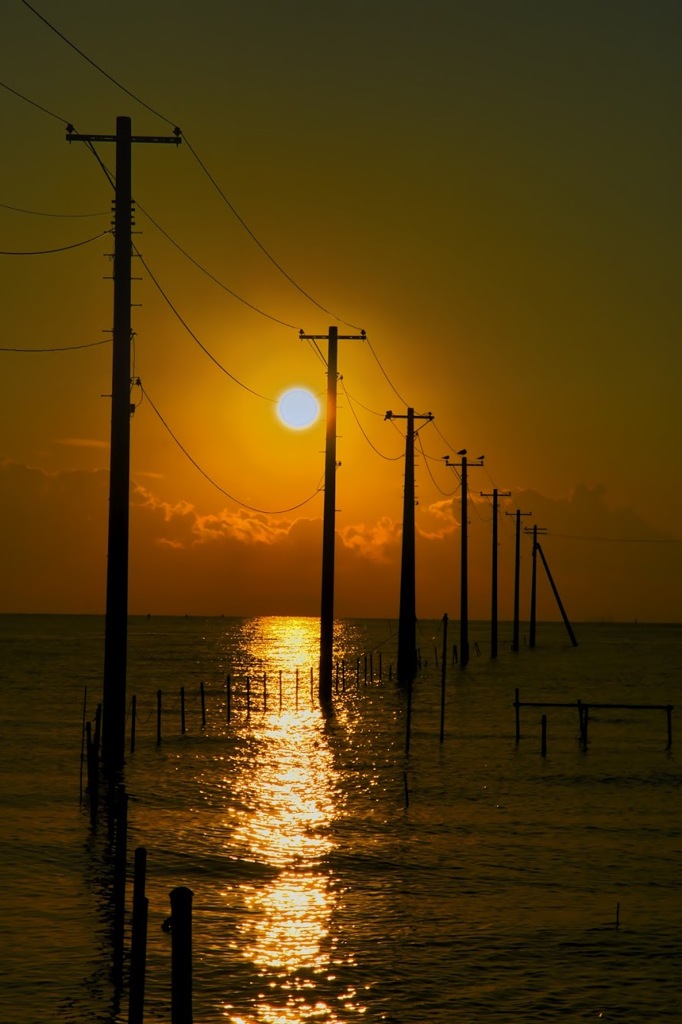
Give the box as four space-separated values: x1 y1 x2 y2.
505 508 531 652
447 452 484 668
525 523 547 649
299 326 365 710
67 117 180 775
535 542 578 647
480 487 510 658
386 407 433 684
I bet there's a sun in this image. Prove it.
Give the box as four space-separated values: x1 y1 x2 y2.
277 388 320 430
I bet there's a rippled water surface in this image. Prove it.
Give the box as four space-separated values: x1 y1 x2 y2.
1 616 680 1022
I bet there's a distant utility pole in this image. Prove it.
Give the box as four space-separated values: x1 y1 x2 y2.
524 523 547 649
299 326 365 711
67 117 180 775
505 508 532 652
446 451 484 668
385 407 433 685
480 487 510 658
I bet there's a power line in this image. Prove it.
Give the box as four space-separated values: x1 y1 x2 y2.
0 339 111 353
0 229 110 255
365 336 409 406
0 201 107 218
137 202 300 330
16 2 362 329
341 383 402 462
135 249 275 401
551 532 682 545
182 135 363 330
140 382 324 515
17 0 177 129
0 78 70 124
415 432 457 497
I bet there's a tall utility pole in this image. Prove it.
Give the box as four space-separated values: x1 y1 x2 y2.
525 523 546 648
67 117 180 775
480 487 510 658
385 408 433 684
446 452 484 668
299 327 365 710
505 508 532 652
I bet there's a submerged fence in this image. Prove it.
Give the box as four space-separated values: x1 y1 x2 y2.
513 687 674 752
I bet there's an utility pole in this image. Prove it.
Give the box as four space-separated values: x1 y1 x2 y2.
385 407 433 685
299 326 365 711
67 117 180 775
480 487 510 658
446 451 484 668
505 508 532 652
525 523 547 649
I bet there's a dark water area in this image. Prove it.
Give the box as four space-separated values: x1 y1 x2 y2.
1 616 680 1022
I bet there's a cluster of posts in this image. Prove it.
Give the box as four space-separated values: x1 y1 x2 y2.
81 697 195 1022
513 687 674 755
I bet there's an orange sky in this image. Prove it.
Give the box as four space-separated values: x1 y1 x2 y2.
1 1 681 622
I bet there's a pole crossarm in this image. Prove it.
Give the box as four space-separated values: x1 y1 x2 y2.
67 127 182 145
385 410 433 430
525 525 548 543
300 329 366 342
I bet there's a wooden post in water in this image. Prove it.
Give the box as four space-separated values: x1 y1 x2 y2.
86 720 98 827
439 613 448 744
666 705 673 749
226 675 231 724
295 668 299 710
170 885 193 1024
129 846 148 1024
79 688 87 805
263 672 267 712
180 687 186 735
113 784 128 989
514 688 520 743
279 670 283 711
94 703 102 760
246 676 251 717
156 689 162 745
541 714 547 757
200 681 206 729
130 695 136 754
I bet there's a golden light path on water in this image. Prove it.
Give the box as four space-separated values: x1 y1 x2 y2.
212 617 364 1023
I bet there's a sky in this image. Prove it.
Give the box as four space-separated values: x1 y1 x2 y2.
1 0 681 623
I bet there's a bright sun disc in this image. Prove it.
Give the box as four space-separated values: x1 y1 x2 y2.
277 388 320 429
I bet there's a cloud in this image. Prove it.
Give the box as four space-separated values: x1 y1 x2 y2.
338 516 400 563
53 437 109 449
0 460 679 621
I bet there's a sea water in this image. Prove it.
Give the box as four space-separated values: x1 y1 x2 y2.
0 615 680 1023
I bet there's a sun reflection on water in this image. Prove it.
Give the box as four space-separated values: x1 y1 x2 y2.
215 618 363 1023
